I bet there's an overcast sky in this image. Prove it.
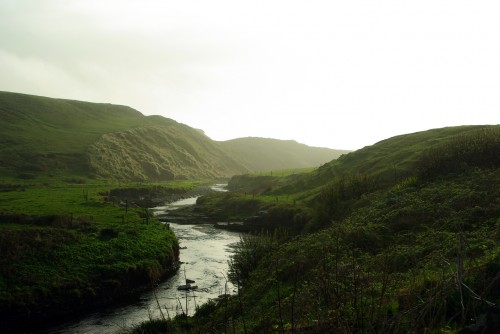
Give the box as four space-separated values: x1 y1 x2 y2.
1 1 499 150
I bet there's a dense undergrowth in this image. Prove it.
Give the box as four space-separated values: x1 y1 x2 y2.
195 192 311 233
0 181 192 332
127 125 500 333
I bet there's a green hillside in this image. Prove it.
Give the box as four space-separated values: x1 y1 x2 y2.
0 91 341 181
219 137 349 172
227 125 499 198
0 91 344 331
311 125 497 186
0 91 145 178
131 124 500 333
4 90 499 332
86 124 249 181
0 181 189 332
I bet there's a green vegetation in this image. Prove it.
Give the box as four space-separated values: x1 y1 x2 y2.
0 91 340 181
196 192 309 233
2 91 500 332
0 91 248 180
274 125 498 196
129 125 500 333
0 180 191 331
219 137 349 172
0 91 345 331
226 168 314 195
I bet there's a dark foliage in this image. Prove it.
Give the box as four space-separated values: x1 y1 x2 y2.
417 127 500 179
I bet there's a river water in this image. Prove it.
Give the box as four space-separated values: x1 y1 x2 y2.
47 187 240 333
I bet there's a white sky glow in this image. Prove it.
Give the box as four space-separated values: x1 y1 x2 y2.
0 0 499 150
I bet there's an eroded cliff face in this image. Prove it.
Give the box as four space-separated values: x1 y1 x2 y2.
87 126 249 181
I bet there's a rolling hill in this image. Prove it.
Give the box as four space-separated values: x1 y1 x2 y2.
162 124 500 333
219 137 349 172
1 90 499 333
0 91 345 181
226 125 499 198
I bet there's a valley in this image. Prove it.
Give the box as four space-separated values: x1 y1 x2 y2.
0 92 499 333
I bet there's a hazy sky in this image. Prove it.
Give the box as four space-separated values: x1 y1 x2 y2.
1 1 499 150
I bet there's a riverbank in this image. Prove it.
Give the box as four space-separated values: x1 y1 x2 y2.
44 205 241 333
0 183 185 333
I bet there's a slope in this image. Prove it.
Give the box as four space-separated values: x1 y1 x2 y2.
139 124 500 333
239 125 500 197
0 91 343 181
0 91 148 178
313 125 497 185
0 91 249 180
87 123 249 181
219 137 350 172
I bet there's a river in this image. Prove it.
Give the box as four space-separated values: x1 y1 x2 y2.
46 186 240 333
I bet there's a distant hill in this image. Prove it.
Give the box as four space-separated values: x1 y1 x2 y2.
0 91 343 181
86 122 248 181
302 125 500 189
228 125 500 196
219 137 349 172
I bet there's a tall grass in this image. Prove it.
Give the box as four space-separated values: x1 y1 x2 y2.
417 126 500 178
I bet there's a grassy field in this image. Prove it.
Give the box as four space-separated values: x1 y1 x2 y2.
0 91 150 153
0 179 203 331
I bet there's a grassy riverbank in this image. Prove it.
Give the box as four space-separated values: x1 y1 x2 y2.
125 167 500 333
0 180 203 331
126 125 500 333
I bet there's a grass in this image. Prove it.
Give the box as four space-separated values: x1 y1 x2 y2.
1 91 340 181
0 179 201 331
133 167 500 333
125 125 500 333
219 137 349 172
0 179 204 214
225 125 500 198
3 91 500 332
253 167 316 177
0 91 248 180
195 191 310 231
278 125 499 194
0 91 150 153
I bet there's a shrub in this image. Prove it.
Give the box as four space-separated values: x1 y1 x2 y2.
131 319 169 333
99 228 119 239
417 127 500 179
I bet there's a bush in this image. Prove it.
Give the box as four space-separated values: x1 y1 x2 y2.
131 319 169 333
99 228 119 239
195 299 218 318
417 127 500 179
310 174 378 230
